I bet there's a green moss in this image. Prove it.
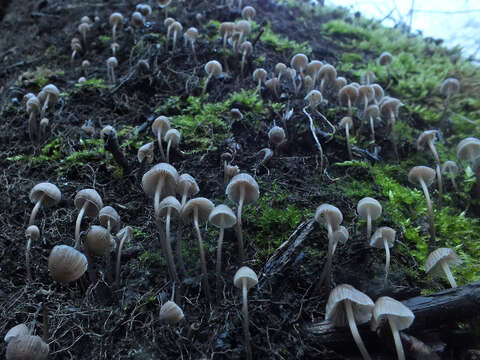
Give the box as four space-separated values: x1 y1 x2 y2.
75 78 111 89
323 19 370 40
98 35 111 45
253 55 266 66
260 22 312 56
340 52 363 64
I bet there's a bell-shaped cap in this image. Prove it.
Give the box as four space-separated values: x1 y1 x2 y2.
233 266 258 290
25 225 40 241
219 21 235 36
440 78 460 97
319 64 337 84
138 142 154 164
425 248 460 275
209 204 237 229
441 160 458 174
74 189 103 217
226 173 259 204
6 335 49 360
159 300 184 324
306 60 323 78
416 130 438 151
85 225 115 256
158 196 182 219
371 83 384 102
365 104 380 118
268 126 286 145
26 96 40 115
314 204 343 230
142 163 179 197
357 197 382 221
40 84 60 103
338 84 359 106
164 128 181 146
204 60 223 78
29 182 61 208
372 296 414 331
358 85 375 102
241 5 256 20
370 227 396 249
457 137 480 162
235 20 251 36
378 52 393 65
109 12 124 26
4 324 30 343
332 226 349 245
48 245 87 283
380 97 402 118
408 166 436 187
176 174 199 197
181 197 214 224
99 206 120 231
339 116 353 129
290 53 309 73
325 284 374 327
305 89 323 107
152 116 170 136
253 68 267 82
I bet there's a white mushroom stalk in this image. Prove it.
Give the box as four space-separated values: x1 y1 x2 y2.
193 206 210 298
115 226 133 288
25 226 39 282
158 196 181 285
345 299 372 360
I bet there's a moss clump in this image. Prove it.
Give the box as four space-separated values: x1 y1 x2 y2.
260 22 312 56
323 19 370 40
75 78 112 89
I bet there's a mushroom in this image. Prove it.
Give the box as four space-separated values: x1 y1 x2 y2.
275 62 287 82
370 227 396 285
306 60 323 86
372 296 414 360
136 4 152 17
221 152 233 183
268 125 286 150
142 162 179 220
109 12 124 42
4 324 30 343
48 245 88 283
28 182 61 226
290 53 308 81
339 116 354 160
408 166 436 242
202 60 223 95
184 27 198 62
164 128 181 163
380 96 403 158
138 142 155 164
358 85 375 113
371 83 385 104
241 6 256 20
39 117 49 140
234 20 251 50
164 17 175 42
265 78 280 98
71 38 82 64
334 76 347 91
159 300 184 324
233 266 258 360
339 84 358 117
74 188 103 249
107 56 118 83
378 51 393 79
176 173 199 207
169 21 183 51
440 77 460 112
326 284 374 360
357 197 382 240
225 164 240 185
364 104 380 142
25 225 39 281
457 137 480 195
78 22 90 47
240 41 253 78
115 226 133 288
417 130 443 197
209 204 237 297
182 198 214 299
226 174 259 263
253 68 267 92
219 22 235 52
152 116 171 161
111 42 120 56
318 64 337 93
131 11 145 29
361 71 376 85
6 335 49 360
85 225 115 256
38 84 60 117
26 96 41 141
157 196 181 283
425 247 460 288
441 160 459 192
157 0 172 18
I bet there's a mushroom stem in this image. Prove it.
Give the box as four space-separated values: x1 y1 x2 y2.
345 299 372 360
190 41 197 63
29 194 44 226
28 112 38 142
235 186 246 263
384 238 390 286
318 223 335 288
173 30 178 51
112 24 118 42
419 179 436 243
241 278 253 360
157 129 166 161
388 315 405 360
369 116 375 142
449 168 459 193
176 226 187 277
41 94 51 117
216 227 225 299
26 234 32 281
181 190 188 207
303 107 324 173
390 111 399 160
347 98 352 117
435 164 443 201
166 139 172 163
366 213 372 241
74 202 87 249
440 261 457 288
115 231 127 288
202 73 213 95
193 207 211 300
241 53 247 78
163 207 179 284
345 124 352 160
154 177 165 219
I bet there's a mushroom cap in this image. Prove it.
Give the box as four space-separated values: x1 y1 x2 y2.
109 12 124 26
170 21 183 33
74 188 103 217
157 0 171 8
85 225 115 256
441 160 458 174
6 335 49 360
306 60 323 78
268 126 286 145
176 173 199 197
241 5 256 19
370 226 396 249
235 20 251 36
440 78 460 97
425 247 460 275
205 60 223 77
142 163 179 198
373 296 414 331
41 84 60 100
219 22 235 36
131 11 145 28
357 197 382 221
335 77 348 90
233 266 258 289
136 4 152 17
380 97 403 117
164 17 175 28
332 226 349 245
314 204 343 230
164 128 181 146
152 116 171 136
48 245 88 284
185 27 198 40
209 204 237 229
25 225 40 241
107 56 118 67
305 89 323 107
181 197 214 224
138 142 154 164
226 173 260 205
4 324 30 343
253 68 267 82
275 62 287 74
361 71 376 85
225 164 240 179
221 152 233 163
365 104 380 118
290 53 309 73
416 130 438 151
157 196 182 219
240 41 252 55
29 182 61 208
456 137 480 162
370 83 384 102
99 206 120 230
358 85 375 102
339 116 353 129
265 78 280 93
338 84 359 106
378 51 393 65
318 64 337 84
326 284 374 327
408 166 436 187
159 300 184 324
117 226 134 242
78 22 90 34
230 108 243 120
100 125 117 141
26 96 40 114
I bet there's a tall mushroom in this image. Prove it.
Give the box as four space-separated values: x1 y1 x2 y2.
38 84 60 117
48 245 88 284
26 96 41 141
326 284 374 360
202 60 223 95
339 116 353 160
456 137 480 196
369 227 396 285
209 204 237 298
157 196 181 284
28 182 61 226
338 84 358 117
226 173 259 263
176 173 199 207
364 104 380 142
425 247 460 288
378 51 393 80
408 166 436 243
164 128 181 163
417 130 443 198
357 197 382 241
152 116 171 161
372 296 414 360
115 226 133 288
442 160 459 192
233 266 258 360
181 197 214 300
73 189 103 249
109 12 124 42
380 96 403 159
25 225 39 281
440 77 460 113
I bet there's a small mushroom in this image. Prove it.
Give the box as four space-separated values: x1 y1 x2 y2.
306 60 323 86
6 335 49 360
202 60 223 95
417 130 443 197
159 300 184 324
99 206 120 235
275 62 287 82
380 96 403 158
357 197 382 240
326 284 374 360
184 27 198 62
339 116 354 160
456 137 480 193
28 182 61 226
78 22 90 47
265 78 280 98
378 51 393 79
4 324 30 343
358 85 375 114
157 0 172 18
26 95 40 141
152 116 171 161
169 21 183 51
73 189 103 249
370 227 396 285
176 173 199 207
164 128 181 163
131 11 145 29
303 90 327 170
425 247 460 288
253 68 267 92
233 266 258 360
361 71 376 85
372 296 414 360
334 76 347 91
157 196 181 283
371 83 384 103
25 225 40 281
38 84 60 117
114 226 133 288
234 20 251 50
138 142 155 164
48 245 88 283
339 84 359 117
219 22 235 52
240 41 252 78
85 225 115 257
268 126 286 150
109 12 124 42
71 38 82 64
441 160 459 192
318 64 337 93
106 56 118 83
241 6 256 20
364 104 380 142
225 164 240 184
440 78 460 112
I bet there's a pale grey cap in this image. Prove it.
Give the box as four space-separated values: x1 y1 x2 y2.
233 266 258 289
380 97 402 118
378 52 393 65
425 248 460 275
370 83 384 102
253 68 267 82
48 245 88 284
408 166 436 187
339 84 359 106
319 64 337 84
152 116 170 136
4 324 30 343
306 60 323 78
332 226 349 245
334 77 347 90
138 142 155 164
416 130 438 151
109 12 124 26
441 160 458 174
158 196 182 218
370 226 396 249
117 226 134 242
142 163 179 197
440 78 460 97
25 225 40 241
364 104 380 118
164 128 181 146
358 85 375 102
74 189 103 217
372 296 414 331
226 173 260 204
339 116 353 129
290 53 309 73
6 335 49 360
204 60 223 78
241 6 256 20
29 182 61 207
325 284 374 327
457 137 480 162
99 206 120 230
159 300 184 324
176 174 199 198
85 225 115 256
268 126 286 145
181 197 214 224
209 204 237 229
305 89 323 107
314 204 343 230
357 197 382 221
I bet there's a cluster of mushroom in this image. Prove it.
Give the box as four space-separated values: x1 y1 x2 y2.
23 84 60 141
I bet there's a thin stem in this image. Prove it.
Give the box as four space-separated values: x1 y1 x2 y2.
115 233 126 288
164 208 179 284
242 279 253 360
173 31 178 51
345 125 352 160
191 41 197 63
181 189 188 207
384 238 390 286
345 300 372 360
176 226 187 277
303 107 324 172
449 169 459 193
236 187 245 263
194 208 211 301
216 227 225 299
318 224 335 289
241 53 246 78
166 139 172 163
154 177 165 220
202 73 213 95
388 316 405 360
390 111 398 160
74 203 87 249
420 179 436 243
347 97 352 117
41 94 50 117
157 129 166 161
29 194 44 226
28 112 37 142
112 24 117 43
441 261 457 288
369 116 375 142
367 213 372 241
436 163 443 202
26 235 32 282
